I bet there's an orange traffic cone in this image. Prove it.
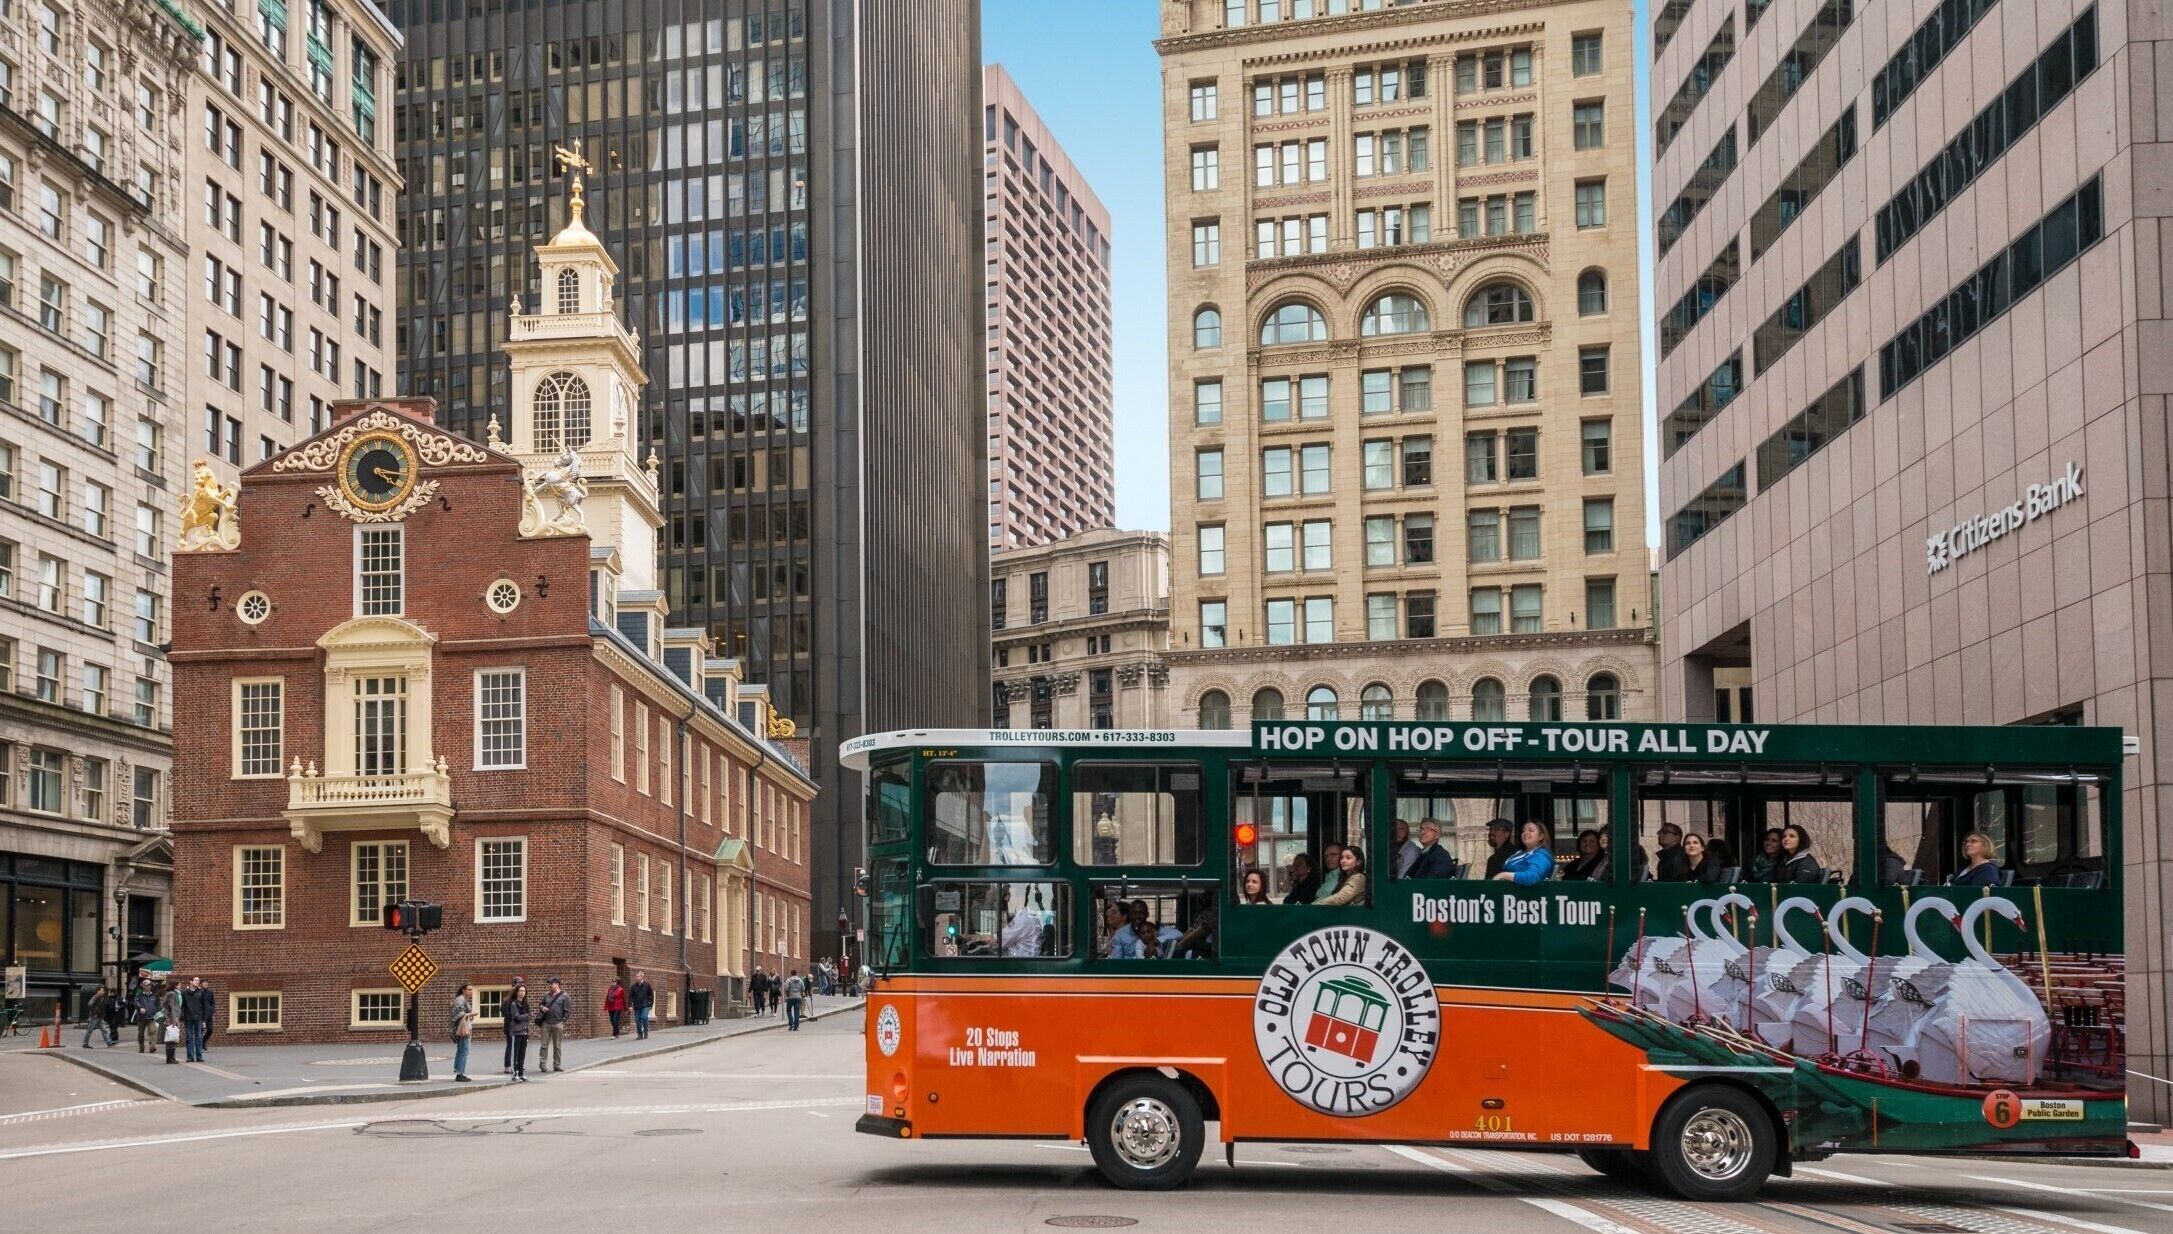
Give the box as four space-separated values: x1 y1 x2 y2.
36 1022 51 1048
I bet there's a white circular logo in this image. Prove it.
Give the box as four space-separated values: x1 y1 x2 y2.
1252 926 1440 1117
875 1004 902 1057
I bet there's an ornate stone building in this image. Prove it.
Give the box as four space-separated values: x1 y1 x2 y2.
991 528 1170 730
1157 0 1656 731
0 0 201 1019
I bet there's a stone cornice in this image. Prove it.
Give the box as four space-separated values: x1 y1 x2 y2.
1164 625 1653 668
1157 3 1550 60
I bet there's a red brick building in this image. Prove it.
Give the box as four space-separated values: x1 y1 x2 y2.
166 199 817 1041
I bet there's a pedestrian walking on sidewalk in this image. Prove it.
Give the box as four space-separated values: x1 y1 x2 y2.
79 985 111 1048
750 968 769 1017
537 978 572 1072
182 976 215 1063
604 979 628 1038
448 983 476 1082
629 971 654 1039
102 981 123 1046
503 979 533 1082
159 979 183 1064
130 977 158 1052
784 971 805 1031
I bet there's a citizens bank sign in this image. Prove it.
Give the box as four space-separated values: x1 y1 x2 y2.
1926 461 2083 575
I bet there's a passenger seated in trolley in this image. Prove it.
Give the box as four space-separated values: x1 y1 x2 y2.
962 888 1046 957
1317 845 1370 906
1949 831 2004 886
1561 828 1610 881
1493 820 1556 884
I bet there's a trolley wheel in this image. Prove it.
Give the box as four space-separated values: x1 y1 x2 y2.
1575 1146 1655 1189
1085 1072 1205 1190
1648 1085 1777 1202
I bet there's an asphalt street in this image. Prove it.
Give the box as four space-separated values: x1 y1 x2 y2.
6 1013 2173 1234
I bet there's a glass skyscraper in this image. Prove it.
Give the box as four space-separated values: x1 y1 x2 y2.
388 0 987 956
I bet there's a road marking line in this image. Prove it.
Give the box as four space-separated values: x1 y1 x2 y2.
805 1110 828 1117
1968 1176 2173 1216
1525 1197 1648 1234
0 1096 864 1161
2080 1190 2173 1194
186 1063 248 1081
0 1099 156 1125
1795 1165 1892 1186
1388 1146 1651 1234
1996 1205 2155 1234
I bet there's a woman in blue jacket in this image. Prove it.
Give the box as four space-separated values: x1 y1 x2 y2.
1493 820 1556 885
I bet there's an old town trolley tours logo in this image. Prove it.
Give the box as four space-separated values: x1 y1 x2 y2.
1252 926 1441 1117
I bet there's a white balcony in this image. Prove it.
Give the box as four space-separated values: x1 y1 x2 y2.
283 758 454 853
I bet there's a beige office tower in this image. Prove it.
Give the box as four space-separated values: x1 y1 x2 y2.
0 0 200 1013
984 64 1116 551
1157 0 1654 733
182 0 401 479
991 528 1173 729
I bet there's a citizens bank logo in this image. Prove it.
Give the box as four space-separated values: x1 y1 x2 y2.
1252 927 1440 1117
875 1004 902 1057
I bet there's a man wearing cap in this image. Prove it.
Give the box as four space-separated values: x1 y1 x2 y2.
1482 819 1516 879
537 978 573 1073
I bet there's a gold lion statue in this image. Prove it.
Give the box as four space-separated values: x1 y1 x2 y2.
176 459 240 552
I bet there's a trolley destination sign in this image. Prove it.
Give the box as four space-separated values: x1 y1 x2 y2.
1247 721 2122 765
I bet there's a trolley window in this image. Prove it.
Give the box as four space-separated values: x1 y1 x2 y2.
869 758 912 846
1073 763 1204 867
1091 881 1217 960
927 880 1072 958
1230 762 1368 904
1879 768 2108 886
867 856 910 970
1634 766 1854 884
926 761 1055 866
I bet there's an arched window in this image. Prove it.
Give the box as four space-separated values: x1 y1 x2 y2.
1578 270 1608 316
1252 687 1285 722
1259 300 1327 346
1361 292 1431 336
556 267 580 314
1416 680 1450 720
1360 683 1393 720
1585 673 1621 720
1471 678 1505 721
1463 282 1533 327
1199 690 1232 729
533 370 593 452
1194 306 1223 349
1306 686 1339 721
1529 675 1563 721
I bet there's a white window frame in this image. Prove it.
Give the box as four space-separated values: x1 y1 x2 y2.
354 524 403 616
474 985 510 1025
349 988 406 1030
638 852 651 930
233 844 284 929
609 684 625 781
228 991 282 1032
611 842 626 925
349 839 408 928
475 836 526 923
473 667 527 770
232 676 284 778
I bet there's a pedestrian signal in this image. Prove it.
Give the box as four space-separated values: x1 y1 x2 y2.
382 900 443 933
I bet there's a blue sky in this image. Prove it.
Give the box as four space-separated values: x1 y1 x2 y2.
983 0 1658 543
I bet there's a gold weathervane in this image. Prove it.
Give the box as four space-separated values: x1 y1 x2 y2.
553 144 595 220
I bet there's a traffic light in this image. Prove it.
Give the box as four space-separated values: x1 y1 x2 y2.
853 867 869 897
381 900 443 933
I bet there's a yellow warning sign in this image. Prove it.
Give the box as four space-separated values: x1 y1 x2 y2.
387 943 438 993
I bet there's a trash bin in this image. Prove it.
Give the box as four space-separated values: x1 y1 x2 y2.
688 989 712 1025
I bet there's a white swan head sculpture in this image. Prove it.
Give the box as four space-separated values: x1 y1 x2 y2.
1958 896 2027 965
1707 892 1757 954
1825 896 1880 962
1773 896 1821 953
1902 896 1965 958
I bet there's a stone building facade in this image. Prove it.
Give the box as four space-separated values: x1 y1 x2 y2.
1157 0 1655 733
166 204 816 1041
0 0 202 1019
991 528 1171 730
182 0 402 478
1649 0 2173 1114
983 64 1115 550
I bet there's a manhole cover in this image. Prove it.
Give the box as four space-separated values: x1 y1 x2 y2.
634 1128 703 1137
1281 1145 1350 1155
1045 1220 1138 1230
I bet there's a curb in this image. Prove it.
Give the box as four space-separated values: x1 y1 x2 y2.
47 1000 863 1109
38 1049 185 1104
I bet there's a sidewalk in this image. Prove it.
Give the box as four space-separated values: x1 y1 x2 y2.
32 998 863 1108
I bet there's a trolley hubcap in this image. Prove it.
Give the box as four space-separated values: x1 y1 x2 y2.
1680 1108 1754 1181
1110 1097 1182 1171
